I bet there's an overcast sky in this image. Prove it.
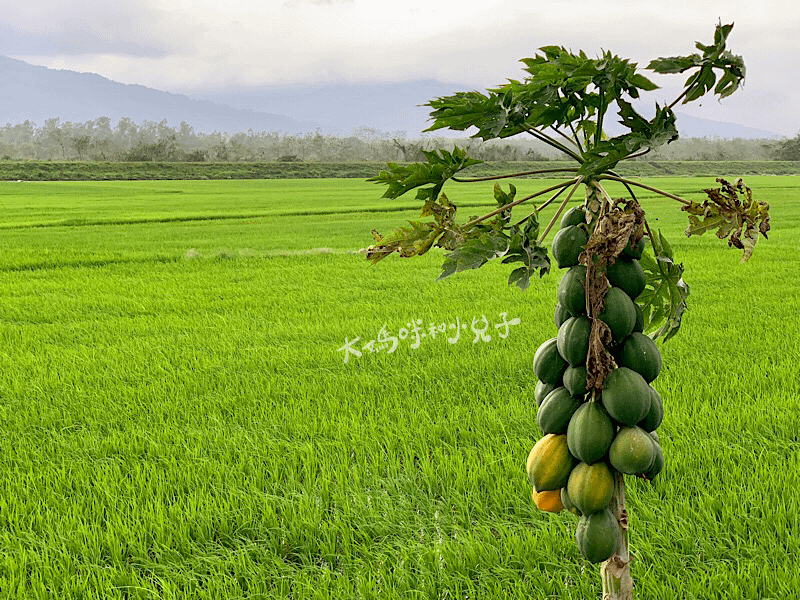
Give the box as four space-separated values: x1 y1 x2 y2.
2 0 799 135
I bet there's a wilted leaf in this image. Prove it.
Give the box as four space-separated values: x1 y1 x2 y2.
421 192 457 230
683 177 770 261
366 221 443 264
581 197 645 387
492 183 516 226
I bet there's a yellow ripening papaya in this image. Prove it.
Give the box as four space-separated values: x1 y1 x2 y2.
526 433 575 492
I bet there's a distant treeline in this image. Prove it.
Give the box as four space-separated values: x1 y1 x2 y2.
3 161 800 182
1 117 799 163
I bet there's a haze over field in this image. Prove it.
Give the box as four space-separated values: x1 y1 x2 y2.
2 0 799 136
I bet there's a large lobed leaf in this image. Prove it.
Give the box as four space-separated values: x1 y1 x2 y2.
683 177 770 261
578 101 678 178
647 21 745 103
368 147 482 201
637 231 689 342
424 47 658 143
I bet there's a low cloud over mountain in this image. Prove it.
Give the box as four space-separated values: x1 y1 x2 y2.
1 55 784 140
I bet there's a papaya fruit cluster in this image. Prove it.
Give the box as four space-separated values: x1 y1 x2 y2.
527 206 665 564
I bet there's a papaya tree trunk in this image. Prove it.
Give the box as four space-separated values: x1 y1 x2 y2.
600 472 633 599
583 181 635 598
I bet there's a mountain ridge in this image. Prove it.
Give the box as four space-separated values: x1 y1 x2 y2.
0 55 785 140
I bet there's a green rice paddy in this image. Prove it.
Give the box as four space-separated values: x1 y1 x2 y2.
0 176 798 599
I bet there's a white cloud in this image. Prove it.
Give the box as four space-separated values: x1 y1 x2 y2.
3 0 800 134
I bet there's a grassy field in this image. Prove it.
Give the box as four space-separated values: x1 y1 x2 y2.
0 176 798 599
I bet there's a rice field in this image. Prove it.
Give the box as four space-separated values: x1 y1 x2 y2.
0 176 798 599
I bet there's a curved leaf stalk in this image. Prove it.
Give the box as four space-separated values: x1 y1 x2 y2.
537 178 584 243
643 217 658 257
566 123 584 152
522 124 584 162
667 86 691 110
592 181 615 216
595 88 607 147
464 177 580 229
599 175 690 205
513 183 571 227
600 472 634 600
452 167 580 183
550 125 583 151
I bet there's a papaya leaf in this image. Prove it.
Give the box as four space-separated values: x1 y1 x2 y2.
637 230 689 342
427 47 659 144
682 177 769 262
368 147 482 200
425 90 527 140
493 183 516 226
501 215 550 290
366 221 444 264
438 230 511 280
578 102 678 178
421 192 457 230
647 21 745 105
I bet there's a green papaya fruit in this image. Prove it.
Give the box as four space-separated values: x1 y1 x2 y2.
601 367 651 426
557 265 587 316
618 332 662 383
557 316 591 368
552 225 588 269
575 509 619 564
533 338 567 385
563 365 588 397
598 287 636 341
606 257 646 300
609 426 656 475
567 401 615 465
538 387 582 435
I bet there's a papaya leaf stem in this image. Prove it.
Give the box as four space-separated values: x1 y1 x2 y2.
595 87 606 147
643 217 657 256
537 177 585 244
451 167 580 183
624 147 651 161
567 122 586 153
593 181 615 213
598 175 691 205
522 124 584 162
667 86 691 110
551 125 583 151
513 183 571 227
463 177 580 229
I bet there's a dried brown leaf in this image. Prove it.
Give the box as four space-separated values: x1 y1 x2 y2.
580 198 645 389
683 177 770 261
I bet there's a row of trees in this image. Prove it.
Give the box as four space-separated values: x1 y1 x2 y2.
0 117 796 162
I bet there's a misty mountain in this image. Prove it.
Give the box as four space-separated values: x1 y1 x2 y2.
196 81 783 140
0 55 320 134
0 55 784 140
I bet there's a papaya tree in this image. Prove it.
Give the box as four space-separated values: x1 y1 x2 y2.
365 22 769 600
